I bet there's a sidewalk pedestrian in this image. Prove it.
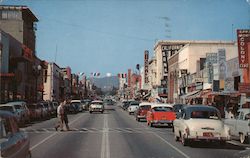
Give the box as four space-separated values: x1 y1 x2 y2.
55 100 66 131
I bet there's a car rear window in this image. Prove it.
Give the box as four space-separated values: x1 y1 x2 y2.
153 107 172 112
191 111 220 120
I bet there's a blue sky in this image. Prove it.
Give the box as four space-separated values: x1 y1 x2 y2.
2 0 250 77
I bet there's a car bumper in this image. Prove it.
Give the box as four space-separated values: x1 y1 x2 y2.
90 108 104 112
152 120 173 125
186 134 231 141
137 115 146 119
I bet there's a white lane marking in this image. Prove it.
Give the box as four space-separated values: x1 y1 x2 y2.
153 133 190 158
30 114 84 151
119 107 190 158
101 114 110 158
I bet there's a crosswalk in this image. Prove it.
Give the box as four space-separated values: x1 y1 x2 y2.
20 127 168 134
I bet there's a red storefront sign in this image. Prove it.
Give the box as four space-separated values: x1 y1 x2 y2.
239 83 250 93
22 44 33 62
237 29 250 68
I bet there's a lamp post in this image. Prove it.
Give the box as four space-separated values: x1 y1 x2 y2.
33 64 42 102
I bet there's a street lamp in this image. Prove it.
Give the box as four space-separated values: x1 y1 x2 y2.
33 64 42 102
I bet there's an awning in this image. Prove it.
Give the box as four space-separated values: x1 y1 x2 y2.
180 90 201 99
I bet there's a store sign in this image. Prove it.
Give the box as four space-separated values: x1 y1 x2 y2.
239 83 250 93
144 50 149 83
218 49 227 80
206 53 217 83
237 29 250 68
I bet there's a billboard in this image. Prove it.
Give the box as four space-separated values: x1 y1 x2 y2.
237 29 250 68
144 50 149 83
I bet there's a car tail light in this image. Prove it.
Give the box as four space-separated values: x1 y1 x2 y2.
185 127 190 135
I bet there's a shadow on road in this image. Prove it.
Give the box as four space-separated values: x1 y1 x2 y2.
189 141 246 150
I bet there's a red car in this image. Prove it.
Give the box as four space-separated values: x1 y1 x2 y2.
147 103 176 127
135 102 151 122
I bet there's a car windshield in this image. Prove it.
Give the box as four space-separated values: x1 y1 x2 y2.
14 105 21 109
71 102 80 105
92 102 103 105
153 107 172 112
0 106 13 112
140 105 151 110
190 110 220 120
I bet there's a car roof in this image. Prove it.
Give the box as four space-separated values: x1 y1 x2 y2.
92 100 103 103
139 102 152 106
183 105 218 111
71 100 81 102
0 103 14 107
151 103 173 109
6 101 26 105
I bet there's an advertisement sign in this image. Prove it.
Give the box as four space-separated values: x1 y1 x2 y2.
239 83 250 93
206 53 217 83
144 50 149 83
218 49 227 80
237 29 250 68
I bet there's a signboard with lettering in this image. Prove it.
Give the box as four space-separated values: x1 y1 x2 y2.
218 49 227 80
239 83 250 93
206 53 217 83
237 29 250 68
144 50 149 83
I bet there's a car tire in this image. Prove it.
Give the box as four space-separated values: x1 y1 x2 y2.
137 118 140 122
150 122 154 127
89 111 92 114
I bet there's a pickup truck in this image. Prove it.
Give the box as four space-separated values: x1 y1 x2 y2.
224 108 250 144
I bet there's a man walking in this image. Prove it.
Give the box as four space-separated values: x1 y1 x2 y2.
55 100 66 131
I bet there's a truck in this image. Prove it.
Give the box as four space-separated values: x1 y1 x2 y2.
224 107 250 144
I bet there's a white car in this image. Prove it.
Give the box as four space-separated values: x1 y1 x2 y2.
71 100 83 112
173 105 230 146
89 100 104 113
127 101 140 115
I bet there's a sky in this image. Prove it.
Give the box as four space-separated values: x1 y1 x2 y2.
1 0 250 77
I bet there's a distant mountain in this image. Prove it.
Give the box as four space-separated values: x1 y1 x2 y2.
92 76 119 91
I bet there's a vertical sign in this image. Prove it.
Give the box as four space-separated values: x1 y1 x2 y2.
237 29 250 68
128 69 131 87
144 50 149 83
206 53 217 83
218 49 227 80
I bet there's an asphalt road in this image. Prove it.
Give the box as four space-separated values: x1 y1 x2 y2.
21 104 250 158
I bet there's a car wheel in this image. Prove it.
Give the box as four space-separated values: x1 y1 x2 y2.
89 111 92 114
181 134 189 146
240 133 247 144
137 118 140 122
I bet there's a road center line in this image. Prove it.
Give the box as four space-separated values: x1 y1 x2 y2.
30 113 84 151
101 114 110 158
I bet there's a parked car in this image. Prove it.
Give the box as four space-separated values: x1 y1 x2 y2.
40 101 52 118
224 108 250 144
127 101 140 115
38 103 49 120
147 103 176 127
71 100 83 112
27 103 44 121
135 102 151 122
173 105 231 146
89 100 104 113
0 110 31 158
7 101 30 124
0 104 22 124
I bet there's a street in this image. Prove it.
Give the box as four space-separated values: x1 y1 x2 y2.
21 104 248 158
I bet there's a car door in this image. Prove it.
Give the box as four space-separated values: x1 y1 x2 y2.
1 116 28 158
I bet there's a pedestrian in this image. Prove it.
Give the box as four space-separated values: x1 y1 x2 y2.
63 102 70 131
55 100 66 131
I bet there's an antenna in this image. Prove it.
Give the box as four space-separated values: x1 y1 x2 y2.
55 44 58 62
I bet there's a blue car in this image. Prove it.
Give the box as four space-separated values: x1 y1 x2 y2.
0 110 31 158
